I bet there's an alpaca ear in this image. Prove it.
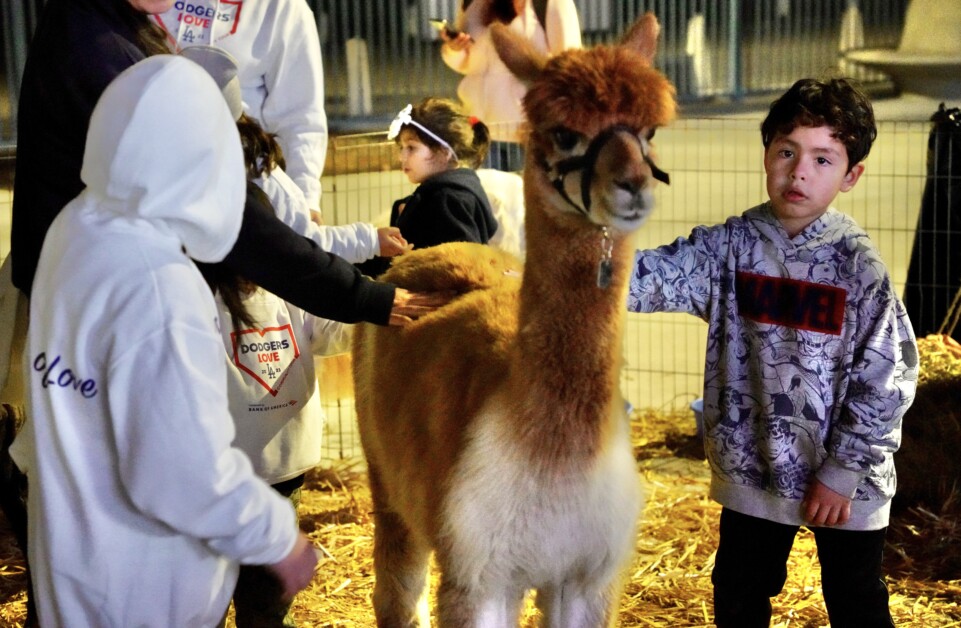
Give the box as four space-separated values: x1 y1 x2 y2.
619 12 660 64
490 22 547 85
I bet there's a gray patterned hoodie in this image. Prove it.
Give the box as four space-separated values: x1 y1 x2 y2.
628 203 918 530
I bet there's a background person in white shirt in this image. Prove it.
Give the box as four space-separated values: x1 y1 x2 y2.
155 0 329 218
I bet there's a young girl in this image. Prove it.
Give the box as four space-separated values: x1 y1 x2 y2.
358 97 499 278
181 44 408 625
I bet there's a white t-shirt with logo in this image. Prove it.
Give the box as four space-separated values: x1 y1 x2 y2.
219 289 349 484
154 0 328 207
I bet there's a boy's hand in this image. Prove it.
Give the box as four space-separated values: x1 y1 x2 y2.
267 531 318 601
802 478 851 527
377 226 412 257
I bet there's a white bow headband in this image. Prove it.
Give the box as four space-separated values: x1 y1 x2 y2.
388 104 458 160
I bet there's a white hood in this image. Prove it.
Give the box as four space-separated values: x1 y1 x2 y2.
79 55 245 263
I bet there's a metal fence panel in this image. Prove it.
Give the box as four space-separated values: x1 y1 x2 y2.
314 0 907 121
0 1 910 147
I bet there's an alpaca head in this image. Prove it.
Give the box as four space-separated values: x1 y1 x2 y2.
491 13 676 234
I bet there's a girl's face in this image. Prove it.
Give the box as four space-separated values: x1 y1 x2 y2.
128 0 176 13
763 124 863 237
398 129 451 184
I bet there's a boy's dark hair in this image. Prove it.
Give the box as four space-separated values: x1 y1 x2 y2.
760 77 877 171
405 97 491 169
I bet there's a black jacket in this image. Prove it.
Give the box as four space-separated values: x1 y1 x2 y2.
11 0 394 324
358 168 498 278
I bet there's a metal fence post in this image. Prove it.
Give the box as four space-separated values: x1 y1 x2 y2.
727 0 742 100
1 0 44 149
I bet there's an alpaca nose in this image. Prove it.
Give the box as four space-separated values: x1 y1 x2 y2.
603 132 647 185
615 177 641 196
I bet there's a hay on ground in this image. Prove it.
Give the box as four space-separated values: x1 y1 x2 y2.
0 408 958 626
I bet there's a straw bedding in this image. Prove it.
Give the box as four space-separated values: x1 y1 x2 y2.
0 336 961 628
0 361 959 625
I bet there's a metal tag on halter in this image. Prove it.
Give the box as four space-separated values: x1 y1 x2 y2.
597 227 614 289
597 258 613 289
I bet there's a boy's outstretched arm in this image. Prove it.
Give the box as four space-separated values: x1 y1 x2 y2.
627 230 717 317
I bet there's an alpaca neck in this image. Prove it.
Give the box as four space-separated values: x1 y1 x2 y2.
510 200 631 463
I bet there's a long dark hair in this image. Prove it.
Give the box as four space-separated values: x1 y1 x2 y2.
237 113 286 180
196 254 260 331
116 0 171 56
204 116 288 331
463 0 517 26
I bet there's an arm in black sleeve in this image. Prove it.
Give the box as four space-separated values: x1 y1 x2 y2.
354 256 393 280
222 183 396 325
12 6 149 295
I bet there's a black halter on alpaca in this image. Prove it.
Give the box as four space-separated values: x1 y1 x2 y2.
539 124 671 289
544 124 670 217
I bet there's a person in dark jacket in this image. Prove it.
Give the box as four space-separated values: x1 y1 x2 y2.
10 0 442 325
358 97 498 278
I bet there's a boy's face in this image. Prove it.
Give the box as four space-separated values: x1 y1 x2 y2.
763 125 864 237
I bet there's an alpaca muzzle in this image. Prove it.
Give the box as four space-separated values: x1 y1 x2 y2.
545 124 670 217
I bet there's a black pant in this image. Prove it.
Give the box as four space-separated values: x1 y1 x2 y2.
711 508 893 628
231 473 306 628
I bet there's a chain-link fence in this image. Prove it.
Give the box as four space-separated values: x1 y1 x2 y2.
318 116 930 462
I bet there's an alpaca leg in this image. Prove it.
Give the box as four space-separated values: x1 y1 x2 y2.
369 470 431 627
435 572 524 627
534 582 617 628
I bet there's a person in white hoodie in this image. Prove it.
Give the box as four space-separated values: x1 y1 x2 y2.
11 54 318 627
179 44 408 626
154 0 328 215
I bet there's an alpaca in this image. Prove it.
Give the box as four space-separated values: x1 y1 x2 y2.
352 13 676 626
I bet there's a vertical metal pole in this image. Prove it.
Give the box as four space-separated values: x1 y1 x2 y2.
3 0 36 146
10 0 30 96
727 0 742 99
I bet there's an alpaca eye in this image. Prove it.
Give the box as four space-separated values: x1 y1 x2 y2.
646 128 657 141
551 128 581 152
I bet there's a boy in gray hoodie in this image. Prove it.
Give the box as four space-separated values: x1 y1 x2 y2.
627 77 918 627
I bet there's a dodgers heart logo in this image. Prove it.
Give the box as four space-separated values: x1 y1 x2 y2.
153 1 244 48
230 324 301 396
